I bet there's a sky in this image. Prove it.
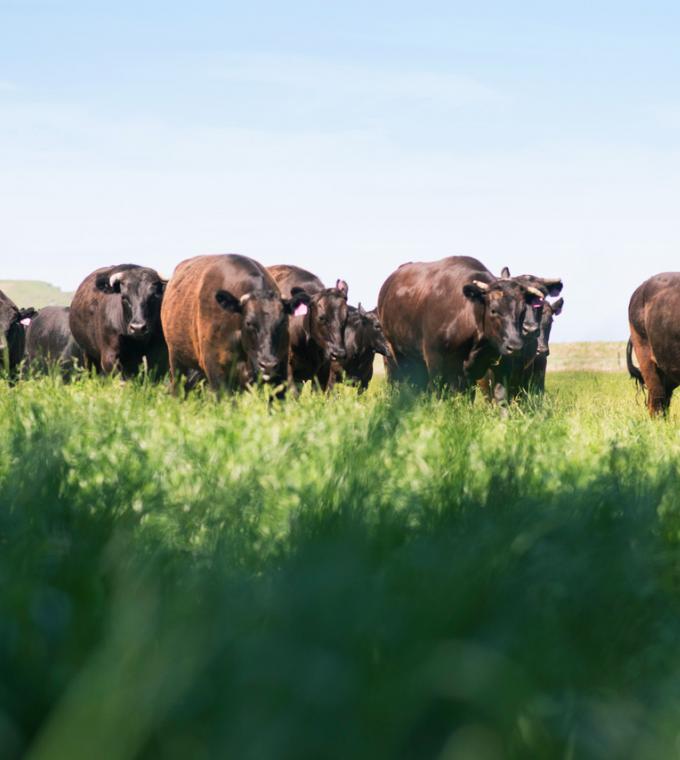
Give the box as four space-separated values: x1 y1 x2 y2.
1 2 680 341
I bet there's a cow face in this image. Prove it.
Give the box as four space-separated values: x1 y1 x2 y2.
307 280 349 362
344 305 390 361
0 296 36 363
536 298 564 357
216 288 309 383
500 269 563 338
96 268 166 340
463 279 542 356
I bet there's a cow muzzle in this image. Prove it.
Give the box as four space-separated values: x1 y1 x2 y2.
128 322 149 337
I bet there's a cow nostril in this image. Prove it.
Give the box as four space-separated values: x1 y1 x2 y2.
129 322 148 334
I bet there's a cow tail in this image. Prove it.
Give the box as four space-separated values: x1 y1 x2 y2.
626 339 644 388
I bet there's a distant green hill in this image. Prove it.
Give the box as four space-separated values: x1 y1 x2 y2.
0 280 73 309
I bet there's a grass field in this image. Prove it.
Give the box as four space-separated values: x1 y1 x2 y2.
0 281 73 309
3 370 680 759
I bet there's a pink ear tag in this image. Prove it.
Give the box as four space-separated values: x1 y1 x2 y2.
533 300 544 310
294 303 309 317
20 318 32 326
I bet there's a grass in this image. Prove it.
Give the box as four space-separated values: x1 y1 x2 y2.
2 371 680 758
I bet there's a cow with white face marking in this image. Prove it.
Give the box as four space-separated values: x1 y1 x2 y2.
69 264 168 377
0 289 36 378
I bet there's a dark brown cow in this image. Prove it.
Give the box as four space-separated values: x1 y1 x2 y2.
25 306 84 378
482 297 564 403
0 289 36 378
333 305 390 391
628 272 680 416
268 265 349 389
162 255 308 394
377 256 543 392
70 264 168 377
481 267 564 403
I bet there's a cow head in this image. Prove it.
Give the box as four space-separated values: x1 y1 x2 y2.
0 295 36 361
215 287 309 383
305 279 349 362
343 304 391 363
500 268 563 337
536 298 564 357
463 278 543 356
95 266 166 340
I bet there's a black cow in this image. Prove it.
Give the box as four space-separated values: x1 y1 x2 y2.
0 289 36 378
69 264 168 377
25 306 84 378
268 265 349 390
333 305 390 391
482 268 564 403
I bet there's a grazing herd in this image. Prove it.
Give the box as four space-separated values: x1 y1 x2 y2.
7 256 680 418
0 253 570 405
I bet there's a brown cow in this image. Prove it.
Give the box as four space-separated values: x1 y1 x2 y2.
377 256 542 393
628 272 680 415
267 265 349 389
162 255 308 394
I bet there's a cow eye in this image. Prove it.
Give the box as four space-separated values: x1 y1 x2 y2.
246 320 257 330
318 315 327 324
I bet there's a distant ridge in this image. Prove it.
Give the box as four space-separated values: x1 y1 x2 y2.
0 280 73 309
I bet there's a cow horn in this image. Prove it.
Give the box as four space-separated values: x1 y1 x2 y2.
472 280 490 291
527 286 544 299
240 293 252 305
109 271 124 287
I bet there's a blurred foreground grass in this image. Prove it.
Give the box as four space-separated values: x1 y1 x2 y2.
2 372 680 759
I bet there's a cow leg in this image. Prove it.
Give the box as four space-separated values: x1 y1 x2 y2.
630 334 672 416
203 359 227 398
424 345 467 396
100 349 120 375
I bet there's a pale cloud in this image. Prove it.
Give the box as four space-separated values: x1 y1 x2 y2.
210 54 510 110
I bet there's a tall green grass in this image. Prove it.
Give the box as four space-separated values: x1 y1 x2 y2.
2 372 680 759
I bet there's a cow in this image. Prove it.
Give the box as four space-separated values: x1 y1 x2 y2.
267 265 349 390
377 256 544 393
161 254 309 395
25 306 84 378
627 272 680 416
332 305 391 391
69 264 168 378
481 267 564 403
0 289 36 378
482 297 564 404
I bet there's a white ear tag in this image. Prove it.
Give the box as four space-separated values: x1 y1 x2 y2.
294 303 309 317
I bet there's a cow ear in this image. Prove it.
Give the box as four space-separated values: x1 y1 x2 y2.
155 279 167 295
463 283 487 302
500 266 511 278
95 272 122 293
284 287 311 315
17 307 37 321
550 297 564 316
95 274 114 293
215 290 243 313
335 279 349 299
541 278 563 296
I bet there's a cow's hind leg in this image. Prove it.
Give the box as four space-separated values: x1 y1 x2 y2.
630 332 673 416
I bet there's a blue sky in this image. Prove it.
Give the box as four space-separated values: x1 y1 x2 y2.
2 2 680 341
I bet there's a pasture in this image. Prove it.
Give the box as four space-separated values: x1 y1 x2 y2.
3 366 680 759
